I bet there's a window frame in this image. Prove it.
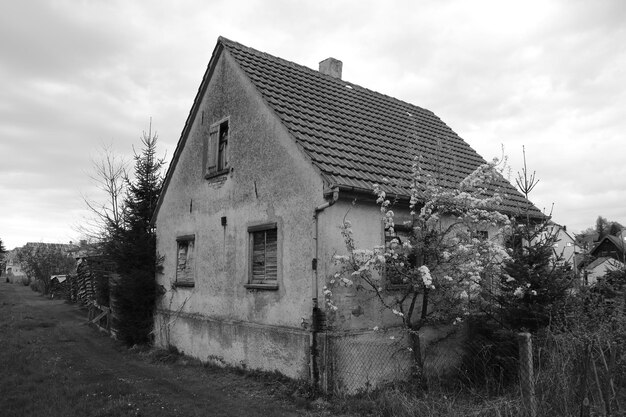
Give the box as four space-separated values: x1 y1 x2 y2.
245 223 279 291
384 223 412 289
474 230 489 241
174 234 196 288
205 117 230 179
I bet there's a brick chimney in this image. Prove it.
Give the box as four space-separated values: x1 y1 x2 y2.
319 58 342 79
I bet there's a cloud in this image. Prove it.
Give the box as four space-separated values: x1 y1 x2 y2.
0 0 624 248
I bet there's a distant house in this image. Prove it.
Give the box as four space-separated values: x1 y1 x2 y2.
152 37 539 391
584 257 625 286
590 235 626 263
5 242 74 285
4 249 27 284
546 223 577 266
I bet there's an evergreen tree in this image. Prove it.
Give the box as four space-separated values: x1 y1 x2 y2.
596 216 609 240
497 219 572 332
608 222 623 237
107 125 164 346
495 148 572 332
1 238 8 279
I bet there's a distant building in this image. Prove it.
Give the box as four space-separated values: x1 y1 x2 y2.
583 257 625 286
4 242 74 284
590 235 626 263
4 249 27 283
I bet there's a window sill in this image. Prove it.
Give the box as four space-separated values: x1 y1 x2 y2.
204 168 230 180
244 283 279 291
173 282 195 288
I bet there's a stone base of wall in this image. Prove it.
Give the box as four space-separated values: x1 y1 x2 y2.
154 309 310 380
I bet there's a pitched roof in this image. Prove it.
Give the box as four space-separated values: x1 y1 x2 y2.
154 37 541 222
219 37 539 215
585 256 624 271
591 235 626 256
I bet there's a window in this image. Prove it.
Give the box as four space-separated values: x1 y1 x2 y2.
175 236 195 287
247 224 278 288
384 225 412 286
206 119 229 177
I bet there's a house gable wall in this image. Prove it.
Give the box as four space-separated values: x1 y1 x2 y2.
317 198 501 330
154 50 326 377
592 239 625 261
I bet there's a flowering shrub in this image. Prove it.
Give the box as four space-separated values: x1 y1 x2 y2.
326 154 514 381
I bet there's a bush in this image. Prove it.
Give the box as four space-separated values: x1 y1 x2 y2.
112 268 158 346
21 276 30 286
458 317 519 394
29 279 44 292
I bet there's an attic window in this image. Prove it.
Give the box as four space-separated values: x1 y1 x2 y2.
384 225 412 287
205 118 229 178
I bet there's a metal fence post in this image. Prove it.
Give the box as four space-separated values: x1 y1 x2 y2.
518 332 537 417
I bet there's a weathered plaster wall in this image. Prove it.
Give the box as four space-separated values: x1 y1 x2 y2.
546 226 576 264
315 197 500 390
154 49 326 377
315 198 479 331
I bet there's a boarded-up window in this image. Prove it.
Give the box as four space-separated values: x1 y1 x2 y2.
249 224 278 285
176 236 195 286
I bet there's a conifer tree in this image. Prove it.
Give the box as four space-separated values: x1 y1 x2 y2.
1 238 8 280
108 124 164 346
496 148 572 332
497 219 572 331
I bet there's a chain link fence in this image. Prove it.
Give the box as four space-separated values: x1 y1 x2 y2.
322 326 525 398
322 330 413 394
323 325 626 416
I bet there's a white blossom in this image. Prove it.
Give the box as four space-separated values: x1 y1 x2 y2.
418 265 433 287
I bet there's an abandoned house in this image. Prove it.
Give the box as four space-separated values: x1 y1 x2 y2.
152 37 538 392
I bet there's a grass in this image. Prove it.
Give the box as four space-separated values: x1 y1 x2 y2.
7 281 619 417
0 321 142 417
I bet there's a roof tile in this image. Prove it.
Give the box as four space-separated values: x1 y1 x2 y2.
220 37 540 215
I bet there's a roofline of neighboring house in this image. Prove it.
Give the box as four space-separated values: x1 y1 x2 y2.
151 41 226 226
547 221 576 242
591 234 626 254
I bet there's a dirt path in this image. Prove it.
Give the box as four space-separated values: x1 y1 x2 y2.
0 282 321 417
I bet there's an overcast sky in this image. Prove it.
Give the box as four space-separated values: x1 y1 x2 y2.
1 0 624 249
